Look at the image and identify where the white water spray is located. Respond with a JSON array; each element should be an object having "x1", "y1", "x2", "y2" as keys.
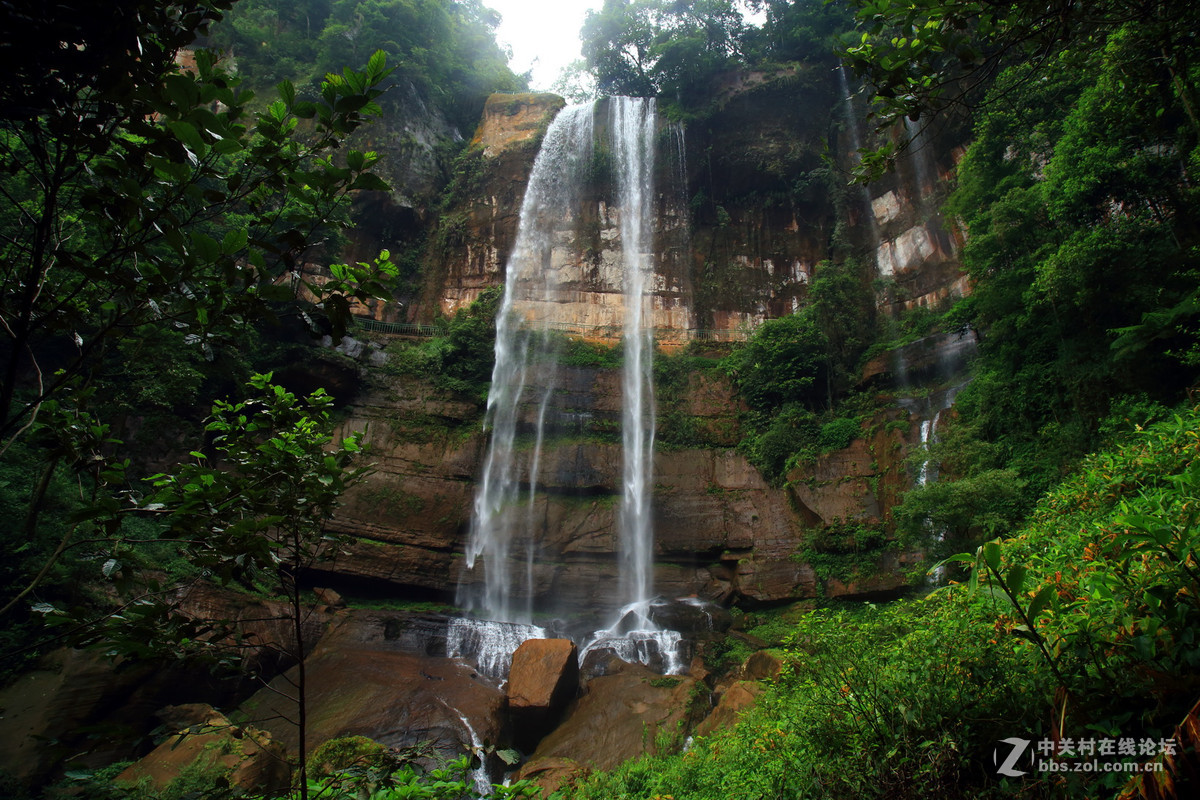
[
  {"x1": 837, "y1": 65, "x2": 881, "y2": 251},
  {"x1": 612, "y1": 96, "x2": 658, "y2": 614},
  {"x1": 457, "y1": 97, "x2": 683, "y2": 673},
  {"x1": 460, "y1": 104, "x2": 595, "y2": 623}
]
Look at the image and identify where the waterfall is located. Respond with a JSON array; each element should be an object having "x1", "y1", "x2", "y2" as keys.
[
  {"x1": 443, "y1": 702, "x2": 492, "y2": 796},
  {"x1": 612, "y1": 96, "x2": 657, "y2": 613},
  {"x1": 459, "y1": 103, "x2": 595, "y2": 624},
  {"x1": 909, "y1": 381, "x2": 967, "y2": 584},
  {"x1": 903, "y1": 116, "x2": 936, "y2": 199},
  {"x1": 837, "y1": 65, "x2": 880, "y2": 251},
  {"x1": 458, "y1": 96, "x2": 680, "y2": 674}
]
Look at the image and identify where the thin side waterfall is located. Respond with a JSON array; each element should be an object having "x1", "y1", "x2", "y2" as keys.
[
  {"x1": 837, "y1": 65, "x2": 880, "y2": 251},
  {"x1": 903, "y1": 116, "x2": 937, "y2": 202},
  {"x1": 908, "y1": 380, "x2": 968, "y2": 584},
  {"x1": 459, "y1": 103, "x2": 595, "y2": 625}
]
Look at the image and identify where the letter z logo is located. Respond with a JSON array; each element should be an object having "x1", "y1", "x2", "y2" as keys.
[{"x1": 994, "y1": 737, "x2": 1031, "y2": 777}]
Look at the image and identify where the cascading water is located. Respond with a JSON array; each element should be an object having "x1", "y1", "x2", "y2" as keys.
[
  {"x1": 456, "y1": 96, "x2": 685, "y2": 677},
  {"x1": 837, "y1": 65, "x2": 880, "y2": 251},
  {"x1": 613, "y1": 96, "x2": 657, "y2": 617},
  {"x1": 903, "y1": 116, "x2": 937, "y2": 200},
  {"x1": 459, "y1": 103, "x2": 596, "y2": 628},
  {"x1": 904, "y1": 376, "x2": 971, "y2": 583}
]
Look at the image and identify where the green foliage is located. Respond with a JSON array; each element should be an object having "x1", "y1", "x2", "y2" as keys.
[
  {"x1": 738, "y1": 404, "x2": 819, "y2": 483},
  {"x1": 906, "y1": 13, "x2": 1200, "y2": 509},
  {"x1": 58, "y1": 755, "x2": 230, "y2": 800},
  {"x1": 566, "y1": 599, "x2": 1048, "y2": 800},
  {"x1": 797, "y1": 520, "x2": 890, "y2": 584},
  {"x1": 381, "y1": 286, "x2": 500, "y2": 401},
  {"x1": 953, "y1": 406, "x2": 1200, "y2": 736},
  {"x1": 558, "y1": 337, "x2": 623, "y2": 369},
  {"x1": 209, "y1": 0, "x2": 523, "y2": 131},
  {"x1": 35, "y1": 375, "x2": 368, "y2": 664},
  {"x1": 0, "y1": 6, "x2": 398, "y2": 467},
  {"x1": 581, "y1": 0, "x2": 853, "y2": 115},
  {"x1": 306, "y1": 752, "x2": 541, "y2": 800},
  {"x1": 895, "y1": 468, "x2": 1028, "y2": 563},
  {"x1": 719, "y1": 257, "x2": 877, "y2": 483},
  {"x1": 573, "y1": 409, "x2": 1200, "y2": 798},
  {"x1": 839, "y1": 0, "x2": 1200, "y2": 178},
  {"x1": 816, "y1": 417, "x2": 860, "y2": 452},
  {"x1": 310, "y1": 735, "x2": 390, "y2": 777},
  {"x1": 700, "y1": 632, "x2": 757, "y2": 674},
  {"x1": 725, "y1": 312, "x2": 828, "y2": 414}
]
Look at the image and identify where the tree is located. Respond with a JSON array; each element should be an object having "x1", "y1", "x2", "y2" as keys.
[
  {"x1": 0, "y1": 1, "x2": 396, "y2": 447},
  {"x1": 725, "y1": 309, "x2": 829, "y2": 415},
  {"x1": 581, "y1": 0, "x2": 747, "y2": 106},
  {"x1": 0, "y1": 1, "x2": 398, "y2": 616},
  {"x1": 143, "y1": 374, "x2": 368, "y2": 799},
  {"x1": 839, "y1": 0, "x2": 1200, "y2": 177}
]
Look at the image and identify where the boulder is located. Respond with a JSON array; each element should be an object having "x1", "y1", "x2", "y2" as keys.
[
  {"x1": 506, "y1": 639, "x2": 579, "y2": 750},
  {"x1": 0, "y1": 649, "x2": 211, "y2": 782},
  {"x1": 694, "y1": 681, "x2": 763, "y2": 738},
  {"x1": 739, "y1": 650, "x2": 785, "y2": 682},
  {"x1": 238, "y1": 615, "x2": 508, "y2": 778},
  {"x1": 312, "y1": 587, "x2": 345, "y2": 608},
  {"x1": 515, "y1": 663, "x2": 703, "y2": 791},
  {"x1": 645, "y1": 599, "x2": 733, "y2": 636},
  {"x1": 115, "y1": 706, "x2": 288, "y2": 794}
]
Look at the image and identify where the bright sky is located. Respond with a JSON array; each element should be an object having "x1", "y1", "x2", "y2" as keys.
[{"x1": 486, "y1": 0, "x2": 603, "y2": 92}]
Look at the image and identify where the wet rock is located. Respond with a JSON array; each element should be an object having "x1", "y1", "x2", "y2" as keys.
[
  {"x1": 694, "y1": 681, "x2": 763, "y2": 738},
  {"x1": 578, "y1": 649, "x2": 631, "y2": 682},
  {"x1": 507, "y1": 639, "x2": 580, "y2": 750},
  {"x1": 739, "y1": 650, "x2": 784, "y2": 682},
  {"x1": 116, "y1": 706, "x2": 288, "y2": 795},
  {"x1": 312, "y1": 587, "x2": 345, "y2": 608},
  {"x1": 0, "y1": 649, "x2": 223, "y2": 783},
  {"x1": 516, "y1": 663, "x2": 701, "y2": 789},
  {"x1": 239, "y1": 616, "x2": 507, "y2": 775},
  {"x1": 513, "y1": 756, "x2": 588, "y2": 796},
  {"x1": 645, "y1": 599, "x2": 733, "y2": 636}
]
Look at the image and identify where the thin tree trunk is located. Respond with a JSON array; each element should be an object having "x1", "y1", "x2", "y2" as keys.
[{"x1": 287, "y1": 545, "x2": 308, "y2": 800}]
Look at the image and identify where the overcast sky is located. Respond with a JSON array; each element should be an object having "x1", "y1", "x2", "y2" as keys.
[
  {"x1": 485, "y1": 1, "x2": 767, "y2": 94},
  {"x1": 486, "y1": 0, "x2": 603, "y2": 92}
]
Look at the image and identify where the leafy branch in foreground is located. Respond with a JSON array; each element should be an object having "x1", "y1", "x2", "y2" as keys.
[
  {"x1": 40, "y1": 373, "x2": 369, "y2": 800},
  {"x1": 0, "y1": 2, "x2": 396, "y2": 449}
]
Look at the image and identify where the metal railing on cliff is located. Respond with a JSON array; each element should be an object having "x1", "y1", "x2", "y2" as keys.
[{"x1": 351, "y1": 316, "x2": 750, "y2": 343}]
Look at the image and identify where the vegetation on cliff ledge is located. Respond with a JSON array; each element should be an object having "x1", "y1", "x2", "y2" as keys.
[{"x1": 565, "y1": 404, "x2": 1200, "y2": 798}]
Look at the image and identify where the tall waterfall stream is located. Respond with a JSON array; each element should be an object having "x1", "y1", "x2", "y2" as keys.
[{"x1": 451, "y1": 97, "x2": 686, "y2": 678}]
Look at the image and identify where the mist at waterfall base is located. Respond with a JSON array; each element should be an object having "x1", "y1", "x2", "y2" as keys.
[{"x1": 446, "y1": 96, "x2": 695, "y2": 679}]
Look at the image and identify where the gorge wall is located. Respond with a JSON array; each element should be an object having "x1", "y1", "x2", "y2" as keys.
[{"x1": 317, "y1": 65, "x2": 970, "y2": 611}]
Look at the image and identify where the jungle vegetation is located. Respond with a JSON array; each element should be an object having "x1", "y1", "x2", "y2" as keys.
[{"x1": 3, "y1": 0, "x2": 1200, "y2": 798}]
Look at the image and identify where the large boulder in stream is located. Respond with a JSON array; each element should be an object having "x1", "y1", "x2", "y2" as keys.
[
  {"x1": 506, "y1": 639, "x2": 579, "y2": 750},
  {"x1": 238, "y1": 615, "x2": 507, "y2": 774}
]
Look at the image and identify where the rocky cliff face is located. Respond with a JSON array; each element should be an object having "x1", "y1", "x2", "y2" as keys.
[
  {"x1": 315, "y1": 68, "x2": 968, "y2": 610},
  {"x1": 319, "y1": 360, "x2": 924, "y2": 612}
]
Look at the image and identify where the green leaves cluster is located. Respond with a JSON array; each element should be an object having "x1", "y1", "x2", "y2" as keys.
[
  {"x1": 381, "y1": 285, "x2": 501, "y2": 401},
  {"x1": 0, "y1": 27, "x2": 396, "y2": 448},
  {"x1": 208, "y1": 0, "x2": 523, "y2": 132},
  {"x1": 886, "y1": 8, "x2": 1200, "y2": 518},
  {"x1": 565, "y1": 598, "x2": 1046, "y2": 800},
  {"x1": 581, "y1": 0, "x2": 852, "y2": 114},
  {"x1": 722, "y1": 258, "x2": 877, "y2": 482}
]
